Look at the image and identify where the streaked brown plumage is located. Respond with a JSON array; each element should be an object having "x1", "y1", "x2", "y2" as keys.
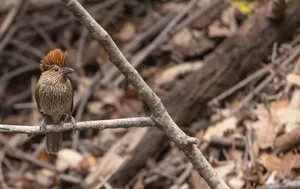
[{"x1": 35, "y1": 49, "x2": 75, "y2": 154}]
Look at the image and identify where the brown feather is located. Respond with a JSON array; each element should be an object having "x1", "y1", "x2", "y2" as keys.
[{"x1": 40, "y1": 49, "x2": 68, "y2": 71}]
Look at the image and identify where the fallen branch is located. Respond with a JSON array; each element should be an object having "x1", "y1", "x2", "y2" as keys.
[
  {"x1": 0, "y1": 117, "x2": 155, "y2": 134},
  {"x1": 57, "y1": 0, "x2": 229, "y2": 188},
  {"x1": 274, "y1": 124, "x2": 300, "y2": 154}
]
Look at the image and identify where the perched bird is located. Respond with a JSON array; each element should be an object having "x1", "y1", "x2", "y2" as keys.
[{"x1": 35, "y1": 49, "x2": 75, "y2": 154}]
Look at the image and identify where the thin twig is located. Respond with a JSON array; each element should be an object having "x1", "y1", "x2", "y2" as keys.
[
  {"x1": 209, "y1": 42, "x2": 279, "y2": 106},
  {"x1": 18, "y1": 17, "x2": 73, "y2": 40},
  {"x1": 0, "y1": 51, "x2": 39, "y2": 66},
  {"x1": 259, "y1": 180, "x2": 300, "y2": 189},
  {"x1": 4, "y1": 88, "x2": 32, "y2": 107},
  {"x1": 233, "y1": 73, "x2": 275, "y2": 115},
  {"x1": 173, "y1": 0, "x2": 224, "y2": 34},
  {"x1": 0, "y1": 64, "x2": 39, "y2": 85},
  {"x1": 9, "y1": 39, "x2": 44, "y2": 59},
  {"x1": 71, "y1": 2, "x2": 123, "y2": 149},
  {"x1": 232, "y1": 44, "x2": 300, "y2": 114},
  {"x1": 76, "y1": 27, "x2": 88, "y2": 76},
  {"x1": 0, "y1": 135, "x2": 83, "y2": 185},
  {"x1": 209, "y1": 136, "x2": 246, "y2": 150},
  {"x1": 0, "y1": 148, "x2": 11, "y2": 189},
  {"x1": 72, "y1": 71, "x2": 102, "y2": 149},
  {"x1": 88, "y1": 0, "x2": 119, "y2": 13},
  {"x1": 0, "y1": 134, "x2": 29, "y2": 189},
  {"x1": 208, "y1": 68, "x2": 269, "y2": 106},
  {"x1": 60, "y1": 174, "x2": 83, "y2": 185},
  {"x1": 122, "y1": 13, "x2": 175, "y2": 56},
  {"x1": 113, "y1": 0, "x2": 199, "y2": 86},
  {"x1": 16, "y1": 78, "x2": 45, "y2": 176},
  {"x1": 0, "y1": 51, "x2": 39, "y2": 65},
  {"x1": 0, "y1": 1, "x2": 22, "y2": 39},
  {"x1": 170, "y1": 163, "x2": 194, "y2": 189},
  {"x1": 59, "y1": 0, "x2": 229, "y2": 188},
  {"x1": 31, "y1": 22, "x2": 56, "y2": 49},
  {"x1": 17, "y1": 138, "x2": 46, "y2": 176},
  {"x1": 0, "y1": 24, "x2": 20, "y2": 54},
  {"x1": 74, "y1": 0, "x2": 118, "y2": 76},
  {"x1": 101, "y1": 13, "x2": 174, "y2": 84}
]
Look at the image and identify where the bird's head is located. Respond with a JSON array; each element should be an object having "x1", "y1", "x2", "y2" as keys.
[{"x1": 40, "y1": 49, "x2": 74, "y2": 78}]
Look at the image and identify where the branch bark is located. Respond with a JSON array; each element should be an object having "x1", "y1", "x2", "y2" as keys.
[
  {"x1": 0, "y1": 117, "x2": 155, "y2": 134},
  {"x1": 58, "y1": 0, "x2": 229, "y2": 188}
]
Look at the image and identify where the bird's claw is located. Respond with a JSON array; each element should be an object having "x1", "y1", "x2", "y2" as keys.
[
  {"x1": 39, "y1": 119, "x2": 47, "y2": 132},
  {"x1": 71, "y1": 116, "x2": 76, "y2": 134}
]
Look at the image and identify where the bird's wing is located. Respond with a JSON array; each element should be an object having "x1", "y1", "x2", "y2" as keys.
[
  {"x1": 71, "y1": 84, "x2": 74, "y2": 112},
  {"x1": 35, "y1": 83, "x2": 42, "y2": 113}
]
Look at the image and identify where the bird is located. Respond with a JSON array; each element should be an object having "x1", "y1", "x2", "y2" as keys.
[{"x1": 35, "y1": 49, "x2": 75, "y2": 154}]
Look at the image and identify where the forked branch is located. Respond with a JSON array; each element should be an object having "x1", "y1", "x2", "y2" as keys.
[{"x1": 61, "y1": 0, "x2": 229, "y2": 188}]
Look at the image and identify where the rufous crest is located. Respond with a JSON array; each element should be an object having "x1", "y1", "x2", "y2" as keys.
[{"x1": 40, "y1": 49, "x2": 68, "y2": 71}]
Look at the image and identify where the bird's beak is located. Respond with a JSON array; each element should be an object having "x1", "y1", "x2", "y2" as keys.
[{"x1": 64, "y1": 67, "x2": 74, "y2": 75}]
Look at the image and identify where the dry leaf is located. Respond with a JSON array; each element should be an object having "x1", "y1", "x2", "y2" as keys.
[
  {"x1": 56, "y1": 149, "x2": 83, "y2": 172},
  {"x1": 74, "y1": 76, "x2": 92, "y2": 107},
  {"x1": 265, "y1": 171, "x2": 277, "y2": 185},
  {"x1": 77, "y1": 155, "x2": 100, "y2": 173},
  {"x1": 274, "y1": 125, "x2": 300, "y2": 154},
  {"x1": 228, "y1": 177, "x2": 245, "y2": 189},
  {"x1": 120, "y1": 98, "x2": 143, "y2": 118},
  {"x1": 87, "y1": 101, "x2": 107, "y2": 116},
  {"x1": 87, "y1": 155, "x2": 98, "y2": 166},
  {"x1": 275, "y1": 108, "x2": 300, "y2": 133},
  {"x1": 215, "y1": 161, "x2": 235, "y2": 178},
  {"x1": 255, "y1": 121, "x2": 276, "y2": 149},
  {"x1": 172, "y1": 29, "x2": 215, "y2": 57},
  {"x1": 251, "y1": 104, "x2": 270, "y2": 123},
  {"x1": 271, "y1": 99, "x2": 289, "y2": 110},
  {"x1": 36, "y1": 169, "x2": 54, "y2": 187},
  {"x1": 208, "y1": 22, "x2": 232, "y2": 37},
  {"x1": 229, "y1": 150, "x2": 243, "y2": 162},
  {"x1": 277, "y1": 152, "x2": 300, "y2": 179},
  {"x1": 154, "y1": 61, "x2": 203, "y2": 88},
  {"x1": 172, "y1": 28, "x2": 194, "y2": 47},
  {"x1": 89, "y1": 88, "x2": 123, "y2": 116},
  {"x1": 289, "y1": 90, "x2": 300, "y2": 109},
  {"x1": 260, "y1": 154, "x2": 281, "y2": 172},
  {"x1": 204, "y1": 117, "x2": 237, "y2": 141},
  {"x1": 117, "y1": 22, "x2": 136, "y2": 41},
  {"x1": 287, "y1": 73, "x2": 300, "y2": 87},
  {"x1": 94, "y1": 88, "x2": 123, "y2": 105},
  {"x1": 37, "y1": 151, "x2": 50, "y2": 163},
  {"x1": 161, "y1": 2, "x2": 186, "y2": 12},
  {"x1": 250, "y1": 105, "x2": 276, "y2": 149}
]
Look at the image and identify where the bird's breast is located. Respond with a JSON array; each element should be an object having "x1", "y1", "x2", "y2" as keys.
[{"x1": 38, "y1": 80, "x2": 73, "y2": 116}]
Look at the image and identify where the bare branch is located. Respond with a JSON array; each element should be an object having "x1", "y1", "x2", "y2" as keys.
[
  {"x1": 0, "y1": 117, "x2": 155, "y2": 134},
  {"x1": 59, "y1": 0, "x2": 230, "y2": 188}
]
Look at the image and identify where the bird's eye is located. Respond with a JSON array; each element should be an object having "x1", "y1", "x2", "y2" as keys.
[{"x1": 54, "y1": 67, "x2": 59, "y2": 72}]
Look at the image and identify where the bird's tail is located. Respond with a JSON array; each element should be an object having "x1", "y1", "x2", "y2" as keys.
[
  {"x1": 45, "y1": 115, "x2": 63, "y2": 154},
  {"x1": 46, "y1": 132, "x2": 63, "y2": 154}
]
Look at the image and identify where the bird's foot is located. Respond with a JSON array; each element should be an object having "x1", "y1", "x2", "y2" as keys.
[
  {"x1": 39, "y1": 119, "x2": 47, "y2": 132},
  {"x1": 70, "y1": 116, "x2": 76, "y2": 134}
]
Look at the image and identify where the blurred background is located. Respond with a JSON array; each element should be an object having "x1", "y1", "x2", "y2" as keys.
[{"x1": 1, "y1": 0, "x2": 300, "y2": 189}]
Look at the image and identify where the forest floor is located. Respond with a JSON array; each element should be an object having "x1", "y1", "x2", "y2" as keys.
[{"x1": 1, "y1": 0, "x2": 300, "y2": 189}]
